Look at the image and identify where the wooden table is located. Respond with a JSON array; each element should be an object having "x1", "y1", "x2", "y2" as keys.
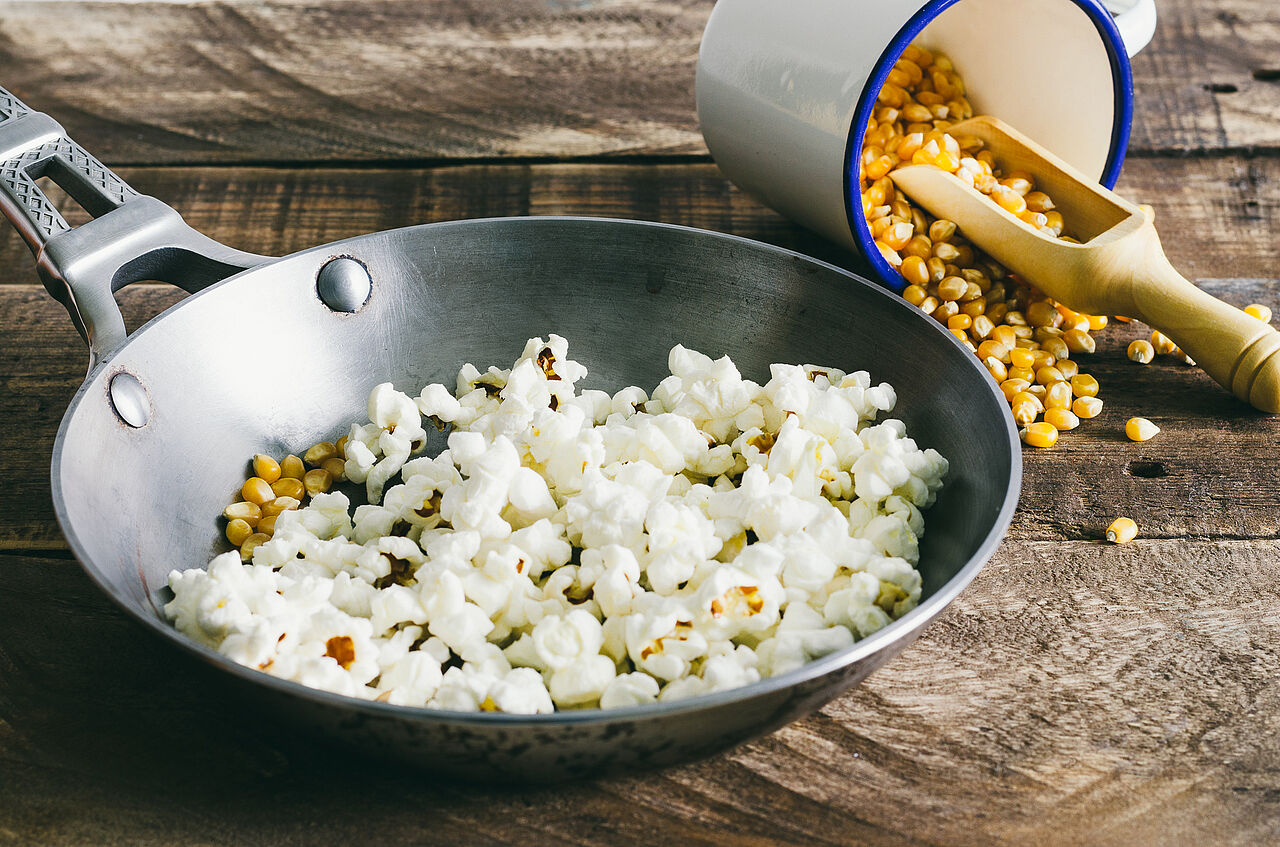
[{"x1": 2, "y1": 1, "x2": 1278, "y2": 843}]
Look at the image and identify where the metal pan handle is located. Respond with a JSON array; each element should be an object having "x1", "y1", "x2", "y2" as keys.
[{"x1": 0, "y1": 86, "x2": 268, "y2": 369}]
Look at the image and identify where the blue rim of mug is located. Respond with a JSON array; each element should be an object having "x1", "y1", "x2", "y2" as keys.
[{"x1": 843, "y1": 0, "x2": 1135, "y2": 293}]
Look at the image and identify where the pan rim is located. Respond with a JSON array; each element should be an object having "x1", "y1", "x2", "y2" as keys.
[{"x1": 49, "y1": 215, "x2": 1021, "y2": 727}]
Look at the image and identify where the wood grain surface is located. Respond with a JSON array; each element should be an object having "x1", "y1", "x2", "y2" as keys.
[
  {"x1": 2, "y1": 0, "x2": 1280, "y2": 843},
  {"x1": 0, "y1": 0, "x2": 1277, "y2": 163}
]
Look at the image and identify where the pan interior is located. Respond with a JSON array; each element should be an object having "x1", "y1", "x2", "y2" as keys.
[{"x1": 55, "y1": 218, "x2": 1015, "y2": 667}]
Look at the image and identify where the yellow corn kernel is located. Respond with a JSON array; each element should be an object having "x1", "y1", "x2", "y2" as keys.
[
  {"x1": 928, "y1": 219, "x2": 957, "y2": 242},
  {"x1": 322, "y1": 457, "x2": 346, "y2": 482},
  {"x1": 893, "y1": 132, "x2": 921, "y2": 160},
  {"x1": 1086, "y1": 314, "x2": 1108, "y2": 330},
  {"x1": 1072, "y1": 396, "x2": 1103, "y2": 418},
  {"x1": 971, "y1": 314, "x2": 995, "y2": 340},
  {"x1": 1025, "y1": 383, "x2": 1047, "y2": 400},
  {"x1": 252, "y1": 454, "x2": 282, "y2": 485},
  {"x1": 918, "y1": 295, "x2": 939, "y2": 314},
  {"x1": 1035, "y1": 366, "x2": 1065, "y2": 385},
  {"x1": 1044, "y1": 407, "x2": 1079, "y2": 431},
  {"x1": 901, "y1": 258, "x2": 931, "y2": 288},
  {"x1": 903, "y1": 234, "x2": 933, "y2": 260},
  {"x1": 991, "y1": 185, "x2": 1027, "y2": 216},
  {"x1": 226, "y1": 518, "x2": 254, "y2": 547},
  {"x1": 877, "y1": 241, "x2": 903, "y2": 267},
  {"x1": 258, "y1": 514, "x2": 279, "y2": 536},
  {"x1": 241, "y1": 477, "x2": 274, "y2": 506},
  {"x1": 1020, "y1": 422, "x2": 1058, "y2": 448},
  {"x1": 933, "y1": 242, "x2": 961, "y2": 263},
  {"x1": 1025, "y1": 301, "x2": 1061, "y2": 329},
  {"x1": 1012, "y1": 399, "x2": 1039, "y2": 427},
  {"x1": 1127, "y1": 339, "x2": 1155, "y2": 364},
  {"x1": 1069, "y1": 374, "x2": 1099, "y2": 398},
  {"x1": 304, "y1": 468, "x2": 334, "y2": 496},
  {"x1": 1057, "y1": 359, "x2": 1080, "y2": 379},
  {"x1": 1027, "y1": 348, "x2": 1054, "y2": 369},
  {"x1": 1106, "y1": 517, "x2": 1138, "y2": 544},
  {"x1": 932, "y1": 300, "x2": 960, "y2": 322},
  {"x1": 999, "y1": 379, "x2": 1029, "y2": 402},
  {"x1": 240, "y1": 532, "x2": 271, "y2": 562},
  {"x1": 987, "y1": 325, "x2": 1014, "y2": 348},
  {"x1": 223, "y1": 501, "x2": 262, "y2": 527},
  {"x1": 1024, "y1": 191, "x2": 1055, "y2": 213},
  {"x1": 1150, "y1": 330, "x2": 1176, "y2": 355},
  {"x1": 1245, "y1": 303, "x2": 1273, "y2": 323},
  {"x1": 1002, "y1": 171, "x2": 1034, "y2": 195},
  {"x1": 865, "y1": 155, "x2": 896, "y2": 181},
  {"x1": 281, "y1": 455, "x2": 306, "y2": 480},
  {"x1": 902, "y1": 282, "x2": 928, "y2": 306},
  {"x1": 976, "y1": 339, "x2": 1009, "y2": 362},
  {"x1": 335, "y1": 435, "x2": 349, "y2": 459},
  {"x1": 262, "y1": 496, "x2": 301, "y2": 517},
  {"x1": 960, "y1": 298, "x2": 987, "y2": 317},
  {"x1": 883, "y1": 220, "x2": 914, "y2": 250},
  {"x1": 1040, "y1": 336, "x2": 1069, "y2": 361},
  {"x1": 948, "y1": 314, "x2": 973, "y2": 331},
  {"x1": 1005, "y1": 348, "x2": 1033, "y2": 370},
  {"x1": 1063, "y1": 329, "x2": 1096, "y2": 354},
  {"x1": 1045, "y1": 381, "x2": 1072, "y2": 409},
  {"x1": 937, "y1": 276, "x2": 967, "y2": 301},
  {"x1": 926, "y1": 257, "x2": 947, "y2": 284},
  {"x1": 1006, "y1": 365, "x2": 1034, "y2": 384},
  {"x1": 271, "y1": 477, "x2": 306, "y2": 500},
  {"x1": 1126, "y1": 417, "x2": 1160, "y2": 442},
  {"x1": 984, "y1": 357, "x2": 1008, "y2": 382},
  {"x1": 1013, "y1": 390, "x2": 1044, "y2": 413},
  {"x1": 304, "y1": 441, "x2": 337, "y2": 466}
]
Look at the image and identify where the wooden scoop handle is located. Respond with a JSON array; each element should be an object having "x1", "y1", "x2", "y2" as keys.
[{"x1": 1118, "y1": 219, "x2": 1280, "y2": 412}]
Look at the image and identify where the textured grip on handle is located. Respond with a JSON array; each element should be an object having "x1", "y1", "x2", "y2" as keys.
[
  {"x1": 0, "y1": 85, "x2": 266, "y2": 371},
  {"x1": 0, "y1": 89, "x2": 138, "y2": 248}
]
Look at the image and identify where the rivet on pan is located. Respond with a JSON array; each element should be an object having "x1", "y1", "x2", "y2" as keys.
[
  {"x1": 109, "y1": 372, "x2": 150, "y2": 428},
  {"x1": 316, "y1": 256, "x2": 372, "y2": 313}
]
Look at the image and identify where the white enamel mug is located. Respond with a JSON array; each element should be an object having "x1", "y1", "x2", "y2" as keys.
[{"x1": 696, "y1": 0, "x2": 1157, "y2": 291}]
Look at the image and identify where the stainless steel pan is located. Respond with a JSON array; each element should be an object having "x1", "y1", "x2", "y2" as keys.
[{"x1": 1, "y1": 86, "x2": 1021, "y2": 779}]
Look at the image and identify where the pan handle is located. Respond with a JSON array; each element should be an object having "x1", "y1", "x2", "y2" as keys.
[{"x1": 0, "y1": 86, "x2": 268, "y2": 369}]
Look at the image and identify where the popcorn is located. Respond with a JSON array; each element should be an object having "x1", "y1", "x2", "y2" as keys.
[{"x1": 168, "y1": 337, "x2": 945, "y2": 713}]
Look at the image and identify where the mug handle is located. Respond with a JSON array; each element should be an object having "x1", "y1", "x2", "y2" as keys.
[
  {"x1": 0, "y1": 86, "x2": 268, "y2": 371},
  {"x1": 1101, "y1": 0, "x2": 1158, "y2": 58}
]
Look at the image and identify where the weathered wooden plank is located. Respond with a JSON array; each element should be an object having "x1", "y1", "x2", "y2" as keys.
[
  {"x1": 2, "y1": 276, "x2": 1278, "y2": 551},
  {"x1": 0, "y1": 156, "x2": 1276, "y2": 287},
  {"x1": 0, "y1": 0, "x2": 1276, "y2": 164},
  {"x1": 0, "y1": 0, "x2": 713, "y2": 164},
  {"x1": 2, "y1": 537, "x2": 1278, "y2": 845},
  {"x1": 1128, "y1": 0, "x2": 1280, "y2": 153}
]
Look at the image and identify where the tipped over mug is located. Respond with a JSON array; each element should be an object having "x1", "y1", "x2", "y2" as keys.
[{"x1": 696, "y1": 0, "x2": 1158, "y2": 291}]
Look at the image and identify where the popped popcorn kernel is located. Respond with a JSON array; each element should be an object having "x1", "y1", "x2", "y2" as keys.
[{"x1": 169, "y1": 337, "x2": 946, "y2": 712}]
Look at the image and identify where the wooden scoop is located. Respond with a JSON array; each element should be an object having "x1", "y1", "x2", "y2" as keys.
[{"x1": 889, "y1": 115, "x2": 1280, "y2": 413}]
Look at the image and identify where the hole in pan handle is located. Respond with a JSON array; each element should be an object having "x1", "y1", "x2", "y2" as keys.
[{"x1": 0, "y1": 85, "x2": 270, "y2": 372}]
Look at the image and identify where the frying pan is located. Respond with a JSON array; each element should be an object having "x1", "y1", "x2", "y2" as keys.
[{"x1": 1, "y1": 85, "x2": 1021, "y2": 779}]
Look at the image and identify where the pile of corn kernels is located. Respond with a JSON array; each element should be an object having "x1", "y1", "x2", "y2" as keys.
[
  {"x1": 223, "y1": 441, "x2": 350, "y2": 559},
  {"x1": 861, "y1": 44, "x2": 1112, "y2": 448}
]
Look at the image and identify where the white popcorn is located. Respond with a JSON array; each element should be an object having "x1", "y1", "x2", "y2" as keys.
[
  {"x1": 599, "y1": 671, "x2": 661, "y2": 709},
  {"x1": 168, "y1": 337, "x2": 944, "y2": 713}
]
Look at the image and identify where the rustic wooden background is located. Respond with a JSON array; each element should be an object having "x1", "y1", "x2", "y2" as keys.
[{"x1": 1, "y1": 0, "x2": 1279, "y2": 844}]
